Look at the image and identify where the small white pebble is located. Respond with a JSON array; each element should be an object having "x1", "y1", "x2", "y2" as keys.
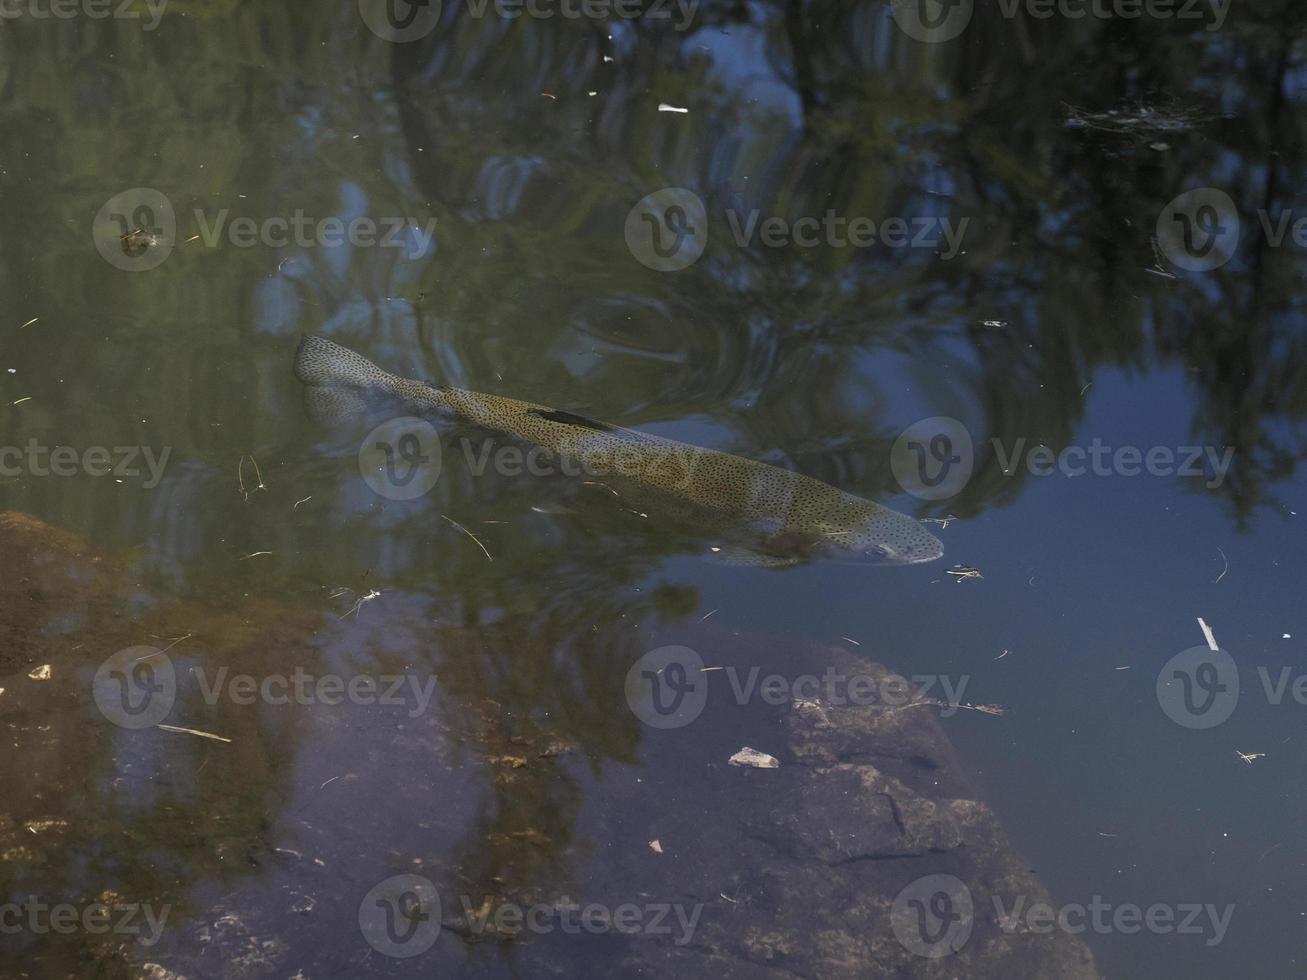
[{"x1": 729, "y1": 747, "x2": 779, "y2": 769}]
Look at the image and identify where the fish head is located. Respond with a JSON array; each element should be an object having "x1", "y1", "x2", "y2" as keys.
[
  {"x1": 806, "y1": 501, "x2": 945, "y2": 566},
  {"x1": 853, "y1": 525, "x2": 945, "y2": 565}
]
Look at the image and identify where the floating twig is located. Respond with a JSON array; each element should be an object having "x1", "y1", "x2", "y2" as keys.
[
  {"x1": 441, "y1": 514, "x2": 493, "y2": 561},
  {"x1": 159, "y1": 633, "x2": 192, "y2": 654},
  {"x1": 157, "y1": 724, "x2": 231, "y2": 743},
  {"x1": 238, "y1": 454, "x2": 267, "y2": 501}
]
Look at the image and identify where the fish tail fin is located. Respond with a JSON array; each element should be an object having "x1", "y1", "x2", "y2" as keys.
[{"x1": 293, "y1": 335, "x2": 396, "y2": 390}]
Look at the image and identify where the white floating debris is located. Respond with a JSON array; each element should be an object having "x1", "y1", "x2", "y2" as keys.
[
  {"x1": 657, "y1": 103, "x2": 689, "y2": 114},
  {"x1": 729, "y1": 747, "x2": 779, "y2": 769},
  {"x1": 1197, "y1": 617, "x2": 1219, "y2": 652},
  {"x1": 25, "y1": 817, "x2": 67, "y2": 833},
  {"x1": 649, "y1": 839, "x2": 663, "y2": 854},
  {"x1": 1284, "y1": 634, "x2": 1292, "y2": 640},
  {"x1": 27, "y1": 664, "x2": 51, "y2": 681}
]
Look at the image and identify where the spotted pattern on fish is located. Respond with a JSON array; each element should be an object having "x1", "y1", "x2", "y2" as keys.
[{"x1": 294, "y1": 335, "x2": 944, "y2": 566}]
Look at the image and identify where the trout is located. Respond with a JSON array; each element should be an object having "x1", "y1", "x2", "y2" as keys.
[{"x1": 294, "y1": 335, "x2": 944, "y2": 568}]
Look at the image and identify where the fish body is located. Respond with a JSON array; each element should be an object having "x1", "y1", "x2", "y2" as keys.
[{"x1": 294, "y1": 335, "x2": 944, "y2": 567}]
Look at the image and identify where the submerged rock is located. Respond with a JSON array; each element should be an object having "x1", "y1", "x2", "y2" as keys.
[{"x1": 0, "y1": 512, "x2": 1097, "y2": 979}]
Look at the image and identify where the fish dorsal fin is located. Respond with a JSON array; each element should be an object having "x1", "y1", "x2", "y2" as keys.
[{"x1": 526, "y1": 408, "x2": 613, "y2": 432}]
